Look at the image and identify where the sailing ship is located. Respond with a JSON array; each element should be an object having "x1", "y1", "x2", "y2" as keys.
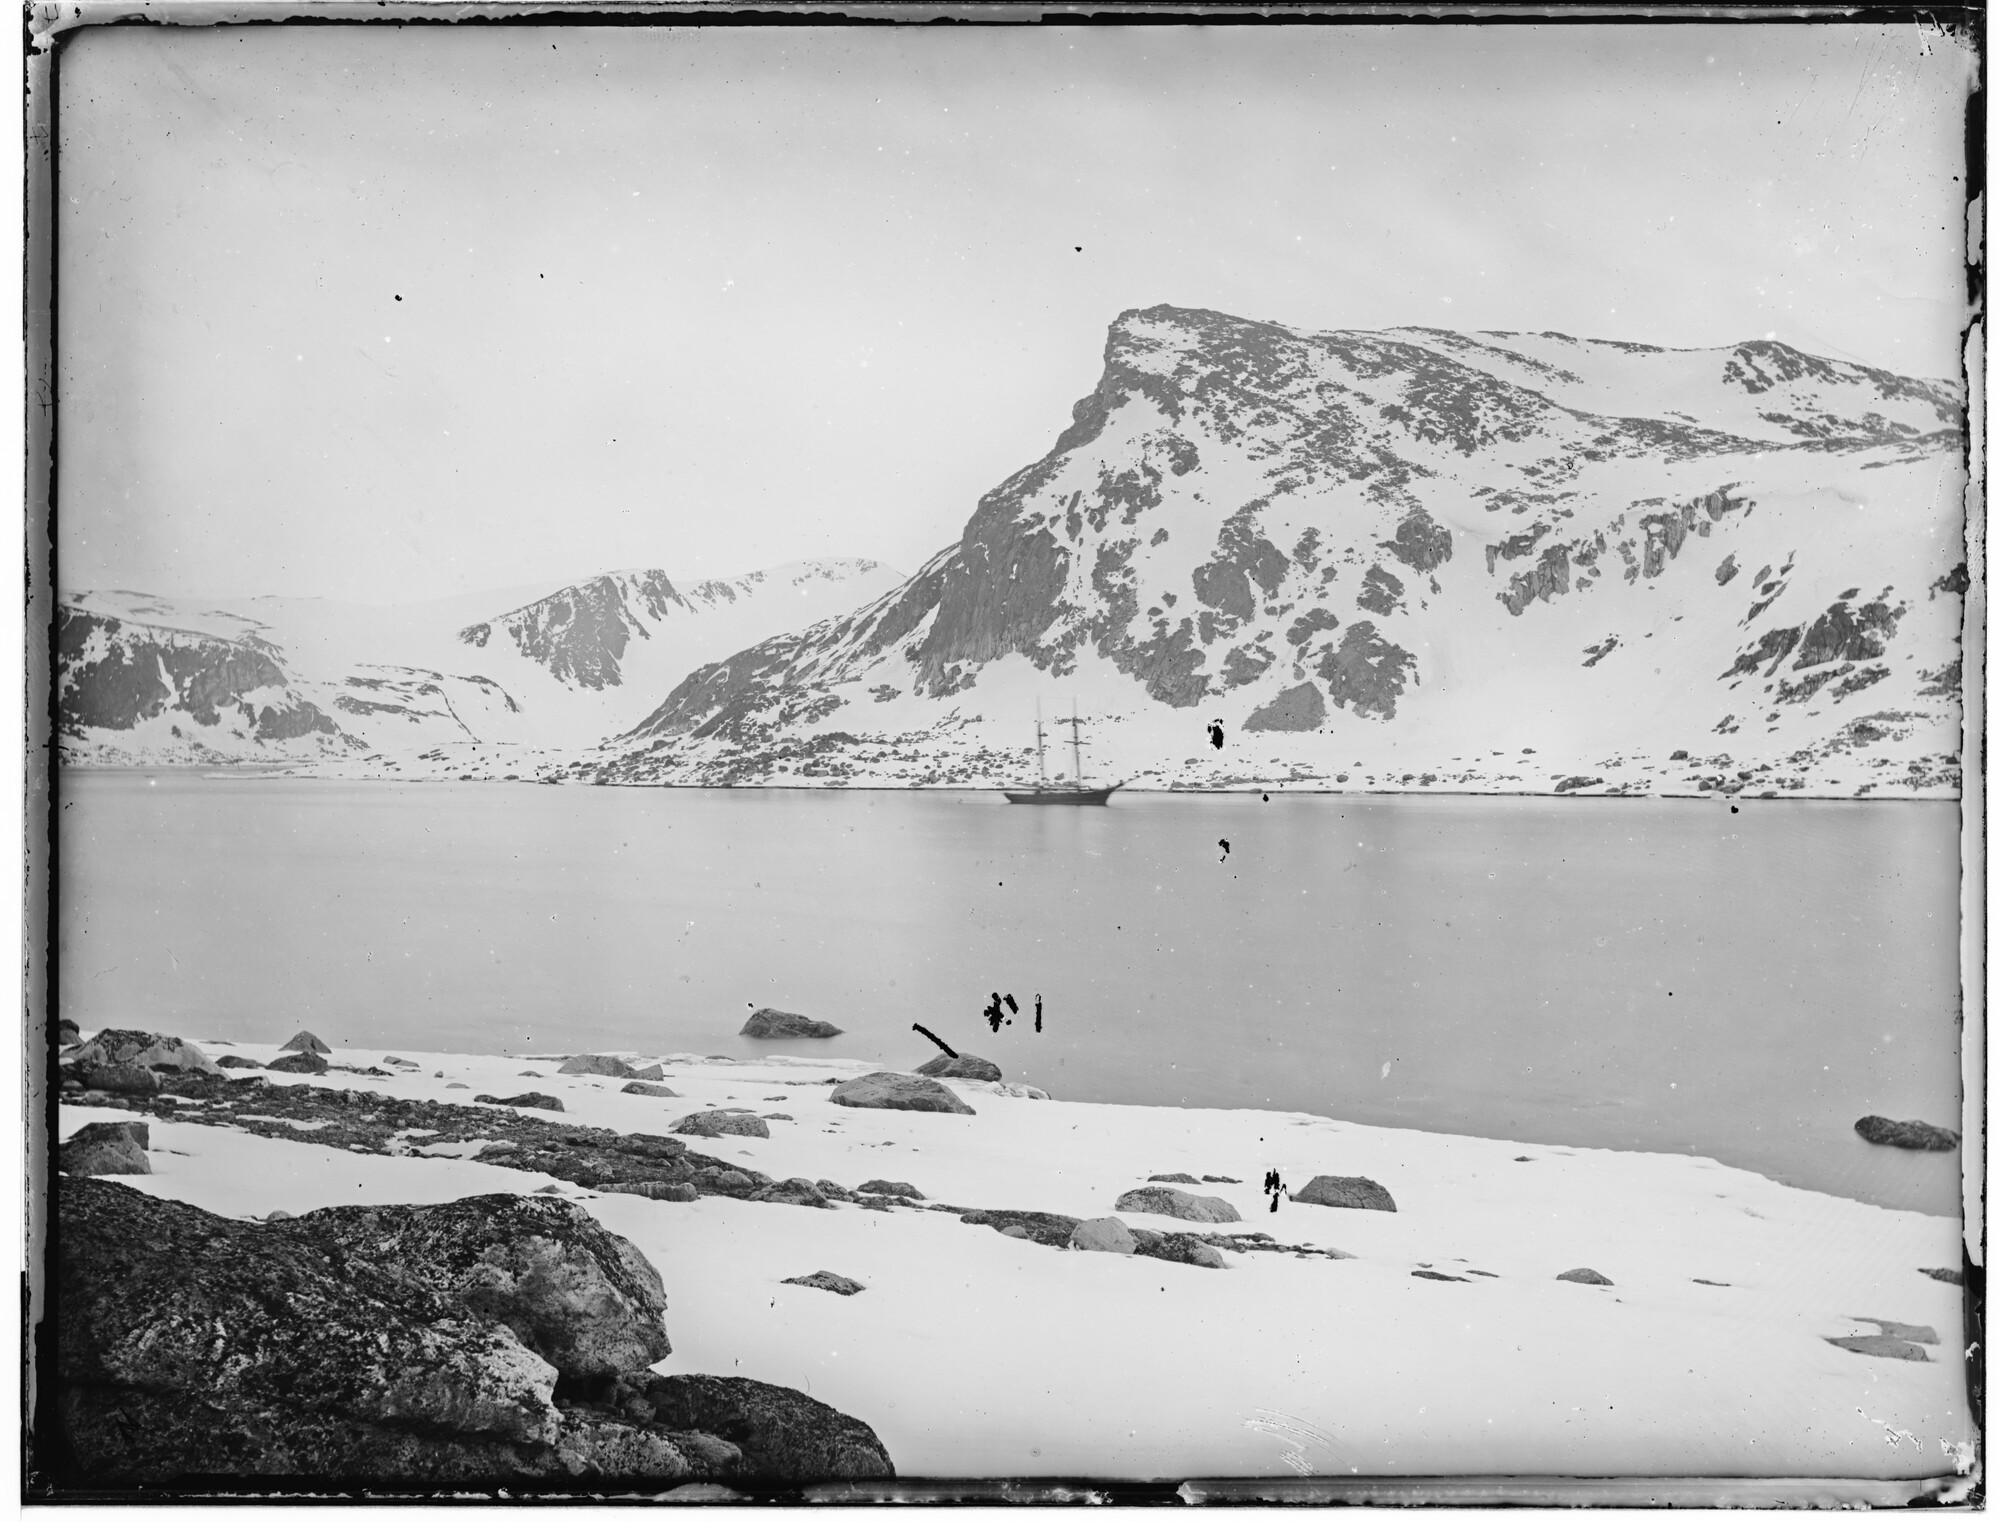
[{"x1": 1003, "y1": 699, "x2": 1121, "y2": 805}]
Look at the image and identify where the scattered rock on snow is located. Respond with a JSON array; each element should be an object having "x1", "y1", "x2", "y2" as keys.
[
  {"x1": 559, "y1": 1054, "x2": 644, "y2": 1079},
  {"x1": 914, "y1": 1053, "x2": 1002, "y2": 1082},
  {"x1": 1294, "y1": 1175, "x2": 1398, "y2": 1212},
  {"x1": 782, "y1": 1271, "x2": 865, "y2": 1296},
  {"x1": 674, "y1": 1111, "x2": 771, "y2": 1140},
  {"x1": 267, "y1": 1050, "x2": 330, "y2": 1075},
  {"x1": 1070, "y1": 1217, "x2": 1137, "y2": 1254},
  {"x1": 622, "y1": 1081, "x2": 681, "y2": 1098},
  {"x1": 1147, "y1": 1172, "x2": 1201, "y2": 1184},
  {"x1": 215, "y1": 1055, "x2": 263, "y2": 1069},
  {"x1": 959, "y1": 1209, "x2": 1080, "y2": 1247},
  {"x1": 1556, "y1": 1267, "x2": 1614, "y2": 1285},
  {"x1": 59, "y1": 1121, "x2": 150, "y2": 1177},
  {"x1": 1920, "y1": 1266, "x2": 1964, "y2": 1285},
  {"x1": 856, "y1": 1179, "x2": 925, "y2": 1200},
  {"x1": 1113, "y1": 1185, "x2": 1241, "y2": 1224},
  {"x1": 751, "y1": 1178, "x2": 829, "y2": 1208},
  {"x1": 280, "y1": 1030, "x2": 332, "y2": 1055},
  {"x1": 828, "y1": 1072, "x2": 975, "y2": 1115},
  {"x1": 475, "y1": 1092, "x2": 566, "y2": 1112},
  {"x1": 601, "y1": 1181, "x2": 699, "y2": 1202}
]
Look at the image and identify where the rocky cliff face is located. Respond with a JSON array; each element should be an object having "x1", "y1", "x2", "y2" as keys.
[
  {"x1": 459, "y1": 561, "x2": 903, "y2": 695},
  {"x1": 56, "y1": 604, "x2": 355, "y2": 760},
  {"x1": 589, "y1": 306, "x2": 1964, "y2": 796}
]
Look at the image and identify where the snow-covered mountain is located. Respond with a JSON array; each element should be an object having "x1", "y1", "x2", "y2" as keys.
[
  {"x1": 578, "y1": 306, "x2": 1966, "y2": 796},
  {"x1": 56, "y1": 559, "x2": 904, "y2": 767},
  {"x1": 56, "y1": 599, "x2": 359, "y2": 763}
]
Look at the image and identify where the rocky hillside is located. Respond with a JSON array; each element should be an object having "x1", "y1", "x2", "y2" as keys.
[
  {"x1": 56, "y1": 560, "x2": 902, "y2": 768},
  {"x1": 56, "y1": 603, "x2": 359, "y2": 763},
  {"x1": 584, "y1": 307, "x2": 1966, "y2": 796},
  {"x1": 444, "y1": 560, "x2": 906, "y2": 746}
]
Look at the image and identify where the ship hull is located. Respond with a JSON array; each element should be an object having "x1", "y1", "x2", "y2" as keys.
[{"x1": 1002, "y1": 785, "x2": 1119, "y2": 805}]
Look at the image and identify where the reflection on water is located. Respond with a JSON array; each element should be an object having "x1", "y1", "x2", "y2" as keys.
[{"x1": 58, "y1": 775, "x2": 1963, "y2": 1215}]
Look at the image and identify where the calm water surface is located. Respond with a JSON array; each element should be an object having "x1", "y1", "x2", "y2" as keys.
[{"x1": 57, "y1": 775, "x2": 1964, "y2": 1215}]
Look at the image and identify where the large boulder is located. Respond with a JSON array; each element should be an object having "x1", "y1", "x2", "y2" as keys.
[
  {"x1": 638, "y1": 1373, "x2": 893, "y2": 1481},
  {"x1": 1069, "y1": 1217, "x2": 1137, "y2": 1254},
  {"x1": 294, "y1": 1194, "x2": 669, "y2": 1379},
  {"x1": 740, "y1": 1009, "x2": 844, "y2": 1039},
  {"x1": 674, "y1": 1111, "x2": 771, "y2": 1140},
  {"x1": 56, "y1": 1018, "x2": 80, "y2": 1046},
  {"x1": 914, "y1": 1053, "x2": 1003, "y2": 1083},
  {"x1": 53, "y1": 1180, "x2": 894, "y2": 1484},
  {"x1": 67, "y1": 1029, "x2": 219, "y2": 1076},
  {"x1": 281, "y1": 1030, "x2": 332, "y2": 1055},
  {"x1": 57, "y1": 1178, "x2": 567, "y2": 1479},
  {"x1": 1112, "y1": 1186, "x2": 1241, "y2": 1224},
  {"x1": 828, "y1": 1072, "x2": 975, "y2": 1116},
  {"x1": 71, "y1": 1064, "x2": 160, "y2": 1096},
  {"x1": 267, "y1": 1050, "x2": 329, "y2": 1076},
  {"x1": 58, "y1": 1121, "x2": 149, "y2": 1177},
  {"x1": 1294, "y1": 1175, "x2": 1398, "y2": 1212},
  {"x1": 558, "y1": 1055, "x2": 641, "y2": 1079},
  {"x1": 1854, "y1": 1116, "x2": 1960, "y2": 1152},
  {"x1": 621, "y1": 1081, "x2": 681, "y2": 1098}
]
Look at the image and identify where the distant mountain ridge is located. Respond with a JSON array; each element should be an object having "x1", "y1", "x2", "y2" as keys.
[
  {"x1": 458, "y1": 561, "x2": 899, "y2": 694},
  {"x1": 56, "y1": 558, "x2": 905, "y2": 766},
  {"x1": 582, "y1": 306, "x2": 1964, "y2": 796}
]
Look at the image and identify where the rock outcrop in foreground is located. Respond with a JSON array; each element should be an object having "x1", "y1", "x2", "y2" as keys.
[{"x1": 51, "y1": 1178, "x2": 894, "y2": 1486}]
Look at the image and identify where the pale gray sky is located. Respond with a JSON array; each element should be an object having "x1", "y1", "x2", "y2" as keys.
[{"x1": 57, "y1": 20, "x2": 1975, "y2": 604}]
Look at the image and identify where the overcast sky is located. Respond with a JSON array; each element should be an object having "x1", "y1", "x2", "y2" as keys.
[{"x1": 57, "y1": 20, "x2": 1975, "y2": 605}]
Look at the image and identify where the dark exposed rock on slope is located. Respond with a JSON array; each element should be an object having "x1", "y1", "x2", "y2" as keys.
[
  {"x1": 56, "y1": 605, "x2": 350, "y2": 752},
  {"x1": 461, "y1": 570, "x2": 687, "y2": 690},
  {"x1": 459, "y1": 562, "x2": 896, "y2": 694},
  {"x1": 53, "y1": 1178, "x2": 893, "y2": 1484}
]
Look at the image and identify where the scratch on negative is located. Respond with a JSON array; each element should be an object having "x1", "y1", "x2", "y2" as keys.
[{"x1": 1244, "y1": 1409, "x2": 1344, "y2": 1477}]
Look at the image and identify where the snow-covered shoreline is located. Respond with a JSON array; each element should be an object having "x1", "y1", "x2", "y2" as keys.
[{"x1": 57, "y1": 1035, "x2": 1974, "y2": 1482}]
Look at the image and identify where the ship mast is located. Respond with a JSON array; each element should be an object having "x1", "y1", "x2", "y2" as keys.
[
  {"x1": 1034, "y1": 699, "x2": 1047, "y2": 784},
  {"x1": 1056, "y1": 698, "x2": 1085, "y2": 782}
]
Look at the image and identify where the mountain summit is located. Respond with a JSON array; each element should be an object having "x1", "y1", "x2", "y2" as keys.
[{"x1": 592, "y1": 306, "x2": 1964, "y2": 795}]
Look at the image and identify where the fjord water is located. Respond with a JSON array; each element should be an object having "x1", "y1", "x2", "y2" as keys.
[{"x1": 58, "y1": 775, "x2": 1963, "y2": 1215}]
